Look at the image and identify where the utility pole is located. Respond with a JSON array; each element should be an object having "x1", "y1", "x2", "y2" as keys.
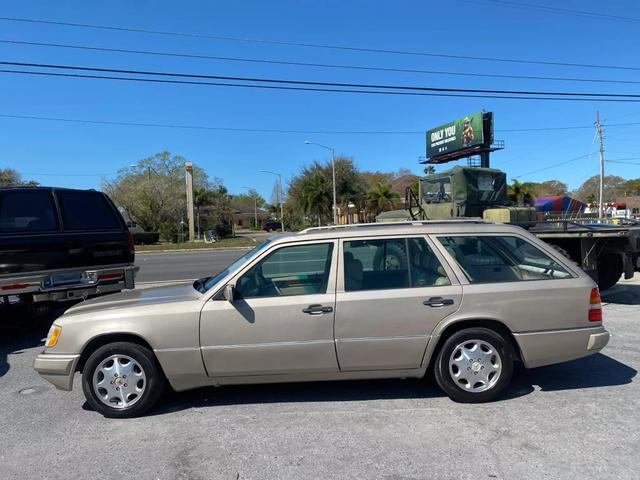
[
  {"x1": 184, "y1": 162, "x2": 195, "y2": 242},
  {"x1": 305, "y1": 141, "x2": 338, "y2": 225},
  {"x1": 596, "y1": 111, "x2": 605, "y2": 219}
]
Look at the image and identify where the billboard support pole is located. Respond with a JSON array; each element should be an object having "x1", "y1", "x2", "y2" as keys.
[{"x1": 480, "y1": 152, "x2": 490, "y2": 168}]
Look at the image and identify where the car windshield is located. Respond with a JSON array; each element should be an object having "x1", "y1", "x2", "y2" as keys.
[{"x1": 196, "y1": 239, "x2": 272, "y2": 292}]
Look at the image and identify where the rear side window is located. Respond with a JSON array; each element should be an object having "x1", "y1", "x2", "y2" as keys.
[
  {"x1": 343, "y1": 237, "x2": 450, "y2": 292},
  {"x1": 438, "y1": 235, "x2": 571, "y2": 283},
  {"x1": 57, "y1": 191, "x2": 121, "y2": 231},
  {"x1": 0, "y1": 191, "x2": 58, "y2": 233}
]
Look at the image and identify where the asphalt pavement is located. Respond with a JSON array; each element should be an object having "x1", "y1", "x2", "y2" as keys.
[
  {"x1": 0, "y1": 269, "x2": 638, "y2": 479},
  {"x1": 136, "y1": 249, "x2": 246, "y2": 284}
]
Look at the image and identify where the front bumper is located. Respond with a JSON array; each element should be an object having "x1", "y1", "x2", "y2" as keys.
[
  {"x1": 514, "y1": 326, "x2": 609, "y2": 369},
  {"x1": 33, "y1": 353, "x2": 80, "y2": 391}
]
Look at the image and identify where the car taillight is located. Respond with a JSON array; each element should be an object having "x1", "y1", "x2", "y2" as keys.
[
  {"x1": 589, "y1": 288, "x2": 603, "y2": 322},
  {"x1": 127, "y1": 231, "x2": 135, "y2": 256}
]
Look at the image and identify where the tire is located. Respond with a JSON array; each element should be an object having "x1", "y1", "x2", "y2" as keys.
[
  {"x1": 81, "y1": 342, "x2": 165, "y2": 418},
  {"x1": 434, "y1": 327, "x2": 513, "y2": 403},
  {"x1": 597, "y1": 254, "x2": 623, "y2": 291}
]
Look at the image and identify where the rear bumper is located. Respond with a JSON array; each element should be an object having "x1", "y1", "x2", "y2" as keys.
[
  {"x1": 0, "y1": 265, "x2": 138, "y2": 303},
  {"x1": 514, "y1": 326, "x2": 609, "y2": 369},
  {"x1": 33, "y1": 353, "x2": 80, "y2": 391}
]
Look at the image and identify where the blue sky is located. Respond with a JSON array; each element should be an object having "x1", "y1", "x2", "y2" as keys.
[{"x1": 1, "y1": 0, "x2": 639, "y2": 198}]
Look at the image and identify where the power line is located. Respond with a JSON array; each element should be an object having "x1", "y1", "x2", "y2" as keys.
[
  {"x1": 2, "y1": 60, "x2": 640, "y2": 101},
  {"x1": 2, "y1": 113, "x2": 639, "y2": 134},
  {"x1": 482, "y1": 0, "x2": 640, "y2": 25},
  {"x1": 513, "y1": 152, "x2": 597, "y2": 178},
  {"x1": 3, "y1": 38, "x2": 640, "y2": 86},
  {"x1": 4, "y1": 68, "x2": 640, "y2": 103},
  {"x1": 1, "y1": 16, "x2": 639, "y2": 72},
  {"x1": 22, "y1": 171, "x2": 117, "y2": 177},
  {"x1": 606, "y1": 159, "x2": 640, "y2": 165},
  {"x1": 0, "y1": 113, "x2": 420, "y2": 134}
]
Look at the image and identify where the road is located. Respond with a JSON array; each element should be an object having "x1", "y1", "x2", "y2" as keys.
[
  {"x1": 135, "y1": 231, "x2": 275, "y2": 284},
  {"x1": 136, "y1": 249, "x2": 246, "y2": 284},
  {"x1": 0, "y1": 265, "x2": 638, "y2": 479}
]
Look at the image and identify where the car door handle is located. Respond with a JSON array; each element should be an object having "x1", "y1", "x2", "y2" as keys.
[
  {"x1": 423, "y1": 297, "x2": 454, "y2": 307},
  {"x1": 302, "y1": 304, "x2": 333, "y2": 315}
]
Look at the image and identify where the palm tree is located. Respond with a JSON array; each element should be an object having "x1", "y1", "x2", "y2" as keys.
[
  {"x1": 300, "y1": 171, "x2": 332, "y2": 226},
  {"x1": 424, "y1": 165, "x2": 436, "y2": 175},
  {"x1": 507, "y1": 179, "x2": 534, "y2": 206},
  {"x1": 368, "y1": 182, "x2": 400, "y2": 215}
]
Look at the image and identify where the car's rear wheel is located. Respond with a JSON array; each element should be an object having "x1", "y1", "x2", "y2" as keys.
[
  {"x1": 434, "y1": 327, "x2": 513, "y2": 403},
  {"x1": 81, "y1": 342, "x2": 165, "y2": 418}
]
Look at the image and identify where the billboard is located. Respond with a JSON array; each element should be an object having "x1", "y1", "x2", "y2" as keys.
[{"x1": 426, "y1": 112, "x2": 485, "y2": 158}]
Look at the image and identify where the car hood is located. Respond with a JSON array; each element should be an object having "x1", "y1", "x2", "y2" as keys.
[{"x1": 64, "y1": 283, "x2": 203, "y2": 316}]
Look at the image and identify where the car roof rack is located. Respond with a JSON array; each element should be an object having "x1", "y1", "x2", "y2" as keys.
[{"x1": 299, "y1": 219, "x2": 490, "y2": 234}]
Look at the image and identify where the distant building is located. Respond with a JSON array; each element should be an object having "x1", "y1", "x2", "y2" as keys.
[{"x1": 616, "y1": 196, "x2": 640, "y2": 217}]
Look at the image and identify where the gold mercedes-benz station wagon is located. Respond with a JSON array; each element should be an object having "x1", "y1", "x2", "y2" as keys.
[{"x1": 34, "y1": 220, "x2": 609, "y2": 418}]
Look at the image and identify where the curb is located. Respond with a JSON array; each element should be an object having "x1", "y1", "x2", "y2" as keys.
[{"x1": 136, "y1": 246, "x2": 253, "y2": 254}]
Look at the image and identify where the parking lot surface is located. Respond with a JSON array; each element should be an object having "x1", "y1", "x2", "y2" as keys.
[{"x1": 1, "y1": 277, "x2": 638, "y2": 480}]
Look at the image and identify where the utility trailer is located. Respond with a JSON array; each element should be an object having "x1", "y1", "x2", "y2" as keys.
[{"x1": 380, "y1": 166, "x2": 640, "y2": 290}]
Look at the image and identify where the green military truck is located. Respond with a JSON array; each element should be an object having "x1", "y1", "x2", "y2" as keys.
[{"x1": 378, "y1": 165, "x2": 640, "y2": 290}]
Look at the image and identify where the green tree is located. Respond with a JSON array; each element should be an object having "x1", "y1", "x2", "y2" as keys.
[
  {"x1": 367, "y1": 181, "x2": 400, "y2": 214},
  {"x1": 572, "y1": 175, "x2": 626, "y2": 203},
  {"x1": 507, "y1": 179, "x2": 534, "y2": 206},
  {"x1": 534, "y1": 180, "x2": 568, "y2": 197},
  {"x1": 103, "y1": 151, "x2": 223, "y2": 241},
  {"x1": 0, "y1": 168, "x2": 39, "y2": 187},
  {"x1": 300, "y1": 170, "x2": 332, "y2": 226},
  {"x1": 423, "y1": 165, "x2": 436, "y2": 175},
  {"x1": 622, "y1": 178, "x2": 640, "y2": 196}
]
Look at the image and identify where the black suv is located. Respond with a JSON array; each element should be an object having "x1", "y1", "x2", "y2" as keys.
[{"x1": 0, "y1": 187, "x2": 137, "y2": 307}]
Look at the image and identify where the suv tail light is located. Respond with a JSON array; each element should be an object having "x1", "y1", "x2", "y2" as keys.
[
  {"x1": 589, "y1": 288, "x2": 603, "y2": 322},
  {"x1": 127, "y1": 231, "x2": 135, "y2": 257}
]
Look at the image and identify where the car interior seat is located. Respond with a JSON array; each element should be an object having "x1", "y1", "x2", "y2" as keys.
[{"x1": 344, "y1": 251, "x2": 364, "y2": 291}]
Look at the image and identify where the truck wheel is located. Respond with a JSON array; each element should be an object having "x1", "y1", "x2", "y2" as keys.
[
  {"x1": 81, "y1": 342, "x2": 165, "y2": 418},
  {"x1": 597, "y1": 254, "x2": 623, "y2": 291},
  {"x1": 434, "y1": 328, "x2": 513, "y2": 403}
]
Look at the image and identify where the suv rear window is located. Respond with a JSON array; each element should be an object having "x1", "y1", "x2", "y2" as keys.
[
  {"x1": 57, "y1": 191, "x2": 121, "y2": 231},
  {"x1": 0, "y1": 191, "x2": 58, "y2": 233}
]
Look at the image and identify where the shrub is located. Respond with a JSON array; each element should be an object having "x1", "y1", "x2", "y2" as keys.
[{"x1": 132, "y1": 232, "x2": 160, "y2": 245}]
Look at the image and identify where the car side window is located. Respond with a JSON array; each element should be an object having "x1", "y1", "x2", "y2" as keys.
[
  {"x1": 235, "y1": 243, "x2": 334, "y2": 298},
  {"x1": 57, "y1": 191, "x2": 121, "y2": 231},
  {"x1": 343, "y1": 238, "x2": 409, "y2": 292},
  {"x1": 343, "y1": 237, "x2": 451, "y2": 292},
  {"x1": 408, "y1": 238, "x2": 451, "y2": 287},
  {"x1": 438, "y1": 235, "x2": 571, "y2": 283},
  {"x1": 0, "y1": 191, "x2": 58, "y2": 233}
]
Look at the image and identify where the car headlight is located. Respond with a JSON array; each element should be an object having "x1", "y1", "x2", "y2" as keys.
[{"x1": 45, "y1": 324, "x2": 62, "y2": 348}]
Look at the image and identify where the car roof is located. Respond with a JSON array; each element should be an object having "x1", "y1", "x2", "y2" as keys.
[
  {"x1": 270, "y1": 220, "x2": 526, "y2": 244},
  {"x1": 0, "y1": 186, "x2": 100, "y2": 193}
]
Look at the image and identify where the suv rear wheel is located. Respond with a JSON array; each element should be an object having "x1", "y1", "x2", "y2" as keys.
[
  {"x1": 434, "y1": 327, "x2": 513, "y2": 403},
  {"x1": 81, "y1": 342, "x2": 165, "y2": 418}
]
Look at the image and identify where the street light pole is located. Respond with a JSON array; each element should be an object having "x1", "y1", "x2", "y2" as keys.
[
  {"x1": 259, "y1": 170, "x2": 285, "y2": 232},
  {"x1": 241, "y1": 186, "x2": 258, "y2": 229},
  {"x1": 305, "y1": 141, "x2": 337, "y2": 225}
]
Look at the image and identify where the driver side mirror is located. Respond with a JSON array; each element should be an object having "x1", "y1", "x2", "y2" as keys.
[{"x1": 223, "y1": 284, "x2": 236, "y2": 303}]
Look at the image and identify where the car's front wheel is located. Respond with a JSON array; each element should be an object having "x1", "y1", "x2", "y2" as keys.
[
  {"x1": 81, "y1": 342, "x2": 165, "y2": 418},
  {"x1": 434, "y1": 328, "x2": 513, "y2": 403}
]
